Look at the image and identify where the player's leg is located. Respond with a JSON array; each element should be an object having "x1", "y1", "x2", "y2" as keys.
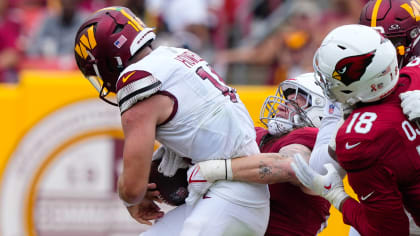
[
  {"x1": 180, "y1": 191, "x2": 269, "y2": 236},
  {"x1": 139, "y1": 204, "x2": 187, "y2": 236}
]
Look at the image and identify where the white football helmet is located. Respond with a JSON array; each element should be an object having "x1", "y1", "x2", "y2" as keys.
[
  {"x1": 260, "y1": 73, "x2": 325, "y2": 135},
  {"x1": 313, "y1": 24, "x2": 399, "y2": 106}
]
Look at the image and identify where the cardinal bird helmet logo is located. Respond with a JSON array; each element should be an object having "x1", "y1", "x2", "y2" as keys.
[{"x1": 332, "y1": 50, "x2": 376, "y2": 86}]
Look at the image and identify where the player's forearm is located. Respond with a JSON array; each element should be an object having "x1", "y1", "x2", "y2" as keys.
[
  {"x1": 118, "y1": 163, "x2": 148, "y2": 206},
  {"x1": 197, "y1": 144, "x2": 311, "y2": 184},
  {"x1": 117, "y1": 177, "x2": 145, "y2": 207},
  {"x1": 232, "y1": 153, "x2": 295, "y2": 184},
  {"x1": 118, "y1": 137, "x2": 153, "y2": 206},
  {"x1": 197, "y1": 153, "x2": 296, "y2": 184}
]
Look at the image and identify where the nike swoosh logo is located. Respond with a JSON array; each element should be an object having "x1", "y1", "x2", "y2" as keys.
[
  {"x1": 361, "y1": 191, "x2": 374, "y2": 201},
  {"x1": 324, "y1": 184, "x2": 332, "y2": 190},
  {"x1": 122, "y1": 71, "x2": 136, "y2": 83},
  {"x1": 345, "y1": 142, "x2": 361, "y2": 150}
]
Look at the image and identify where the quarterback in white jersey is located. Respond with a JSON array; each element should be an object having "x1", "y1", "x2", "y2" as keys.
[{"x1": 74, "y1": 6, "x2": 269, "y2": 236}]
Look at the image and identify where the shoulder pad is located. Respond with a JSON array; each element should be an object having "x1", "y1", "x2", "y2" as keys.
[{"x1": 116, "y1": 70, "x2": 162, "y2": 113}]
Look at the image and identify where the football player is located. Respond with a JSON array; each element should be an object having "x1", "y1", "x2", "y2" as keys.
[
  {"x1": 74, "y1": 6, "x2": 269, "y2": 236},
  {"x1": 360, "y1": 0, "x2": 420, "y2": 69},
  {"x1": 360, "y1": 0, "x2": 420, "y2": 126},
  {"x1": 310, "y1": 3, "x2": 420, "y2": 234},
  {"x1": 292, "y1": 24, "x2": 420, "y2": 236},
  {"x1": 188, "y1": 73, "x2": 342, "y2": 235}
]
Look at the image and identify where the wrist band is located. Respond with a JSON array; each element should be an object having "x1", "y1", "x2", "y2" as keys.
[{"x1": 199, "y1": 159, "x2": 233, "y2": 182}]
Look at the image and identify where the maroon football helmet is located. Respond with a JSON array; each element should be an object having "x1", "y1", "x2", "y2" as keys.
[
  {"x1": 74, "y1": 6, "x2": 156, "y2": 105},
  {"x1": 360, "y1": 0, "x2": 420, "y2": 67}
]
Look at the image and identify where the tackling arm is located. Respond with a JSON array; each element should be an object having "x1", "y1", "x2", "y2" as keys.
[
  {"x1": 232, "y1": 144, "x2": 311, "y2": 184},
  {"x1": 196, "y1": 143, "x2": 312, "y2": 184}
]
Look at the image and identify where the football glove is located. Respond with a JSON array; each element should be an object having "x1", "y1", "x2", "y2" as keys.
[
  {"x1": 291, "y1": 153, "x2": 349, "y2": 210},
  {"x1": 185, "y1": 164, "x2": 214, "y2": 206},
  {"x1": 400, "y1": 90, "x2": 420, "y2": 122}
]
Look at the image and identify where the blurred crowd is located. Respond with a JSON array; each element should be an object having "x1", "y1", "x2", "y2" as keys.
[{"x1": 0, "y1": 0, "x2": 368, "y2": 85}]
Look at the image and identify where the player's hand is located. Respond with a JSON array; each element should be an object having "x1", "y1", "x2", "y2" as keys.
[
  {"x1": 400, "y1": 90, "x2": 420, "y2": 122},
  {"x1": 145, "y1": 183, "x2": 164, "y2": 203},
  {"x1": 291, "y1": 154, "x2": 349, "y2": 210},
  {"x1": 126, "y1": 183, "x2": 164, "y2": 225},
  {"x1": 185, "y1": 164, "x2": 213, "y2": 206}
]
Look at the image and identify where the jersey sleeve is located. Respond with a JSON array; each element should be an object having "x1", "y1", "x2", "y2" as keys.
[
  {"x1": 116, "y1": 70, "x2": 162, "y2": 113},
  {"x1": 281, "y1": 127, "x2": 318, "y2": 149},
  {"x1": 254, "y1": 126, "x2": 268, "y2": 145}
]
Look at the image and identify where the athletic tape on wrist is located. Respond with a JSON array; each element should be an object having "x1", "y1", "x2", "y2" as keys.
[
  {"x1": 225, "y1": 159, "x2": 233, "y2": 180},
  {"x1": 199, "y1": 159, "x2": 233, "y2": 182}
]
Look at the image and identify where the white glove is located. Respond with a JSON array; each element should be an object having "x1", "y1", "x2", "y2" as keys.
[
  {"x1": 152, "y1": 145, "x2": 189, "y2": 177},
  {"x1": 400, "y1": 90, "x2": 420, "y2": 121},
  {"x1": 291, "y1": 153, "x2": 349, "y2": 210},
  {"x1": 185, "y1": 164, "x2": 213, "y2": 206}
]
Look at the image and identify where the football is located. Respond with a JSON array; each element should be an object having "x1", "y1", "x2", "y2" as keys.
[{"x1": 148, "y1": 159, "x2": 189, "y2": 206}]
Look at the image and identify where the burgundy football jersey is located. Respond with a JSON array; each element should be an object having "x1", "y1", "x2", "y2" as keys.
[
  {"x1": 255, "y1": 127, "x2": 331, "y2": 236},
  {"x1": 336, "y1": 64, "x2": 420, "y2": 235}
]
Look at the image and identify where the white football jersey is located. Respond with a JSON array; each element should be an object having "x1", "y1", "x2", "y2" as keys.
[{"x1": 116, "y1": 46, "x2": 269, "y2": 207}]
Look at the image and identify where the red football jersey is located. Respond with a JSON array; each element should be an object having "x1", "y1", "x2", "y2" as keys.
[
  {"x1": 336, "y1": 64, "x2": 420, "y2": 235},
  {"x1": 255, "y1": 127, "x2": 331, "y2": 236}
]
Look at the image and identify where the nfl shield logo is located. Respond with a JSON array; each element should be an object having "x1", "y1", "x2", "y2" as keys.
[
  {"x1": 328, "y1": 104, "x2": 335, "y2": 114},
  {"x1": 114, "y1": 35, "x2": 127, "y2": 48}
]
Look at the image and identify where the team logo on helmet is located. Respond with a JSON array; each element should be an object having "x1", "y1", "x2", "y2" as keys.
[
  {"x1": 401, "y1": 2, "x2": 420, "y2": 22},
  {"x1": 75, "y1": 25, "x2": 97, "y2": 59},
  {"x1": 332, "y1": 50, "x2": 376, "y2": 86}
]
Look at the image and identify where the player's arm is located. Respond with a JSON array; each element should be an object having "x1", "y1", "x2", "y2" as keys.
[
  {"x1": 309, "y1": 100, "x2": 346, "y2": 178},
  {"x1": 232, "y1": 144, "x2": 311, "y2": 184},
  {"x1": 118, "y1": 94, "x2": 173, "y2": 207},
  {"x1": 195, "y1": 143, "x2": 311, "y2": 184},
  {"x1": 399, "y1": 59, "x2": 420, "y2": 121}
]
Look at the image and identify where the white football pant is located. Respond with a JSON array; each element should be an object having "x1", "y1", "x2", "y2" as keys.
[{"x1": 140, "y1": 191, "x2": 269, "y2": 236}]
